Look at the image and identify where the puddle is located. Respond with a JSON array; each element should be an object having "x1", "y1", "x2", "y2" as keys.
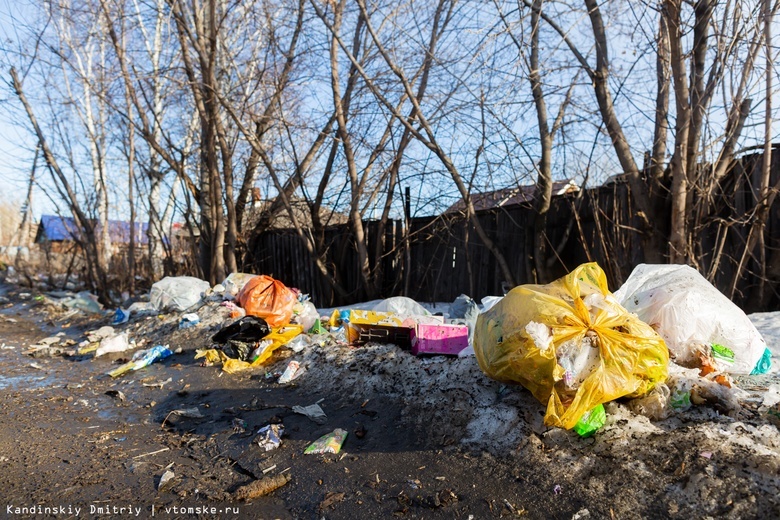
[{"x1": 0, "y1": 374, "x2": 55, "y2": 390}]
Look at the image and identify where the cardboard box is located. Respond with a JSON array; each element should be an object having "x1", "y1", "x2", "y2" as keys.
[
  {"x1": 345, "y1": 310, "x2": 413, "y2": 348},
  {"x1": 411, "y1": 323, "x2": 469, "y2": 355}
]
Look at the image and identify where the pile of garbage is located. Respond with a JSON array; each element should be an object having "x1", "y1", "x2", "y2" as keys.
[
  {"x1": 474, "y1": 263, "x2": 771, "y2": 435},
  {"x1": 26, "y1": 262, "x2": 775, "y2": 440}
]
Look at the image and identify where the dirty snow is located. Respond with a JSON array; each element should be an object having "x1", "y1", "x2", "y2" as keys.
[{"x1": 750, "y1": 312, "x2": 780, "y2": 372}]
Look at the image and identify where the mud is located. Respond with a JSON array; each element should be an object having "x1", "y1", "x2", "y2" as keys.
[{"x1": 0, "y1": 283, "x2": 779, "y2": 519}]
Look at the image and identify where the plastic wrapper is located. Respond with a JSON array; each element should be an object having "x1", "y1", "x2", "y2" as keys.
[
  {"x1": 256, "y1": 424, "x2": 284, "y2": 451},
  {"x1": 285, "y1": 335, "x2": 312, "y2": 353},
  {"x1": 149, "y1": 276, "x2": 210, "y2": 312},
  {"x1": 179, "y1": 313, "x2": 200, "y2": 329},
  {"x1": 473, "y1": 262, "x2": 669, "y2": 430},
  {"x1": 614, "y1": 263, "x2": 769, "y2": 375},
  {"x1": 278, "y1": 360, "x2": 305, "y2": 383},
  {"x1": 112, "y1": 308, "x2": 130, "y2": 325},
  {"x1": 292, "y1": 404, "x2": 327, "y2": 424},
  {"x1": 304, "y1": 428, "x2": 347, "y2": 455},
  {"x1": 572, "y1": 403, "x2": 606, "y2": 437},
  {"x1": 237, "y1": 275, "x2": 297, "y2": 328}
]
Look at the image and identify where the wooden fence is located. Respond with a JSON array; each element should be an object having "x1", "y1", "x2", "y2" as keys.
[{"x1": 249, "y1": 149, "x2": 780, "y2": 311}]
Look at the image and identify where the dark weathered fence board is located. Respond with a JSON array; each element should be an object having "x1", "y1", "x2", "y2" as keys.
[{"x1": 249, "y1": 150, "x2": 780, "y2": 310}]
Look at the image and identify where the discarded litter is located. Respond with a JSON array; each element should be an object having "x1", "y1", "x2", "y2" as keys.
[
  {"x1": 196, "y1": 324, "x2": 302, "y2": 374},
  {"x1": 293, "y1": 404, "x2": 327, "y2": 424},
  {"x1": 142, "y1": 377, "x2": 172, "y2": 389},
  {"x1": 58, "y1": 291, "x2": 102, "y2": 313},
  {"x1": 169, "y1": 407, "x2": 204, "y2": 418},
  {"x1": 25, "y1": 343, "x2": 73, "y2": 358},
  {"x1": 149, "y1": 276, "x2": 210, "y2": 312},
  {"x1": 473, "y1": 262, "x2": 669, "y2": 430},
  {"x1": 615, "y1": 263, "x2": 769, "y2": 375},
  {"x1": 126, "y1": 301, "x2": 155, "y2": 314},
  {"x1": 449, "y1": 294, "x2": 478, "y2": 320},
  {"x1": 158, "y1": 469, "x2": 175, "y2": 491},
  {"x1": 411, "y1": 323, "x2": 469, "y2": 356},
  {"x1": 108, "y1": 345, "x2": 173, "y2": 378},
  {"x1": 285, "y1": 334, "x2": 311, "y2": 353},
  {"x1": 95, "y1": 333, "x2": 133, "y2": 358},
  {"x1": 222, "y1": 273, "x2": 258, "y2": 300},
  {"x1": 278, "y1": 360, "x2": 305, "y2": 384},
  {"x1": 237, "y1": 275, "x2": 298, "y2": 328},
  {"x1": 572, "y1": 403, "x2": 606, "y2": 437},
  {"x1": 105, "y1": 390, "x2": 126, "y2": 402},
  {"x1": 162, "y1": 407, "x2": 205, "y2": 428},
  {"x1": 234, "y1": 473, "x2": 291, "y2": 501},
  {"x1": 112, "y1": 308, "x2": 130, "y2": 325},
  {"x1": 762, "y1": 384, "x2": 780, "y2": 408},
  {"x1": 179, "y1": 313, "x2": 200, "y2": 329},
  {"x1": 304, "y1": 428, "x2": 347, "y2": 455},
  {"x1": 345, "y1": 310, "x2": 415, "y2": 348},
  {"x1": 87, "y1": 326, "x2": 115, "y2": 343},
  {"x1": 292, "y1": 300, "x2": 319, "y2": 332},
  {"x1": 256, "y1": 424, "x2": 284, "y2": 451},
  {"x1": 212, "y1": 316, "x2": 270, "y2": 344},
  {"x1": 373, "y1": 296, "x2": 430, "y2": 319}
]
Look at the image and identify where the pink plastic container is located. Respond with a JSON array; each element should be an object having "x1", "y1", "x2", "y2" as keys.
[{"x1": 411, "y1": 323, "x2": 469, "y2": 355}]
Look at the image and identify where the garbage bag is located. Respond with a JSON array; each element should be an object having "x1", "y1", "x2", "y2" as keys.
[
  {"x1": 222, "y1": 273, "x2": 258, "y2": 300},
  {"x1": 196, "y1": 325, "x2": 303, "y2": 373},
  {"x1": 372, "y1": 296, "x2": 430, "y2": 318},
  {"x1": 237, "y1": 275, "x2": 297, "y2": 328},
  {"x1": 449, "y1": 294, "x2": 478, "y2": 320},
  {"x1": 473, "y1": 262, "x2": 668, "y2": 430},
  {"x1": 150, "y1": 276, "x2": 210, "y2": 312},
  {"x1": 614, "y1": 264, "x2": 769, "y2": 375},
  {"x1": 60, "y1": 291, "x2": 103, "y2": 313},
  {"x1": 292, "y1": 300, "x2": 319, "y2": 332},
  {"x1": 212, "y1": 316, "x2": 271, "y2": 344}
]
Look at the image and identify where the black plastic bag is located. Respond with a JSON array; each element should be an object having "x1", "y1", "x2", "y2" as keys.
[{"x1": 212, "y1": 316, "x2": 270, "y2": 344}]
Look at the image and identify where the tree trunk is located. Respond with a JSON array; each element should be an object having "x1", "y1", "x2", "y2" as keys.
[
  {"x1": 665, "y1": 0, "x2": 691, "y2": 263},
  {"x1": 583, "y1": 0, "x2": 661, "y2": 262}
]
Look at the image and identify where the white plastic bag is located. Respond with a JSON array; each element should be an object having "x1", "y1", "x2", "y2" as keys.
[
  {"x1": 293, "y1": 301, "x2": 319, "y2": 332},
  {"x1": 95, "y1": 333, "x2": 132, "y2": 357},
  {"x1": 614, "y1": 264, "x2": 768, "y2": 374},
  {"x1": 222, "y1": 273, "x2": 258, "y2": 300},
  {"x1": 149, "y1": 276, "x2": 210, "y2": 312},
  {"x1": 372, "y1": 296, "x2": 431, "y2": 319}
]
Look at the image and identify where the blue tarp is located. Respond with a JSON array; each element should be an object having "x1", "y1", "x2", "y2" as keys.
[{"x1": 37, "y1": 215, "x2": 150, "y2": 245}]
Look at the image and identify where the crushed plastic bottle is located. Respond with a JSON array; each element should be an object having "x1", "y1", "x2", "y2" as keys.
[{"x1": 108, "y1": 345, "x2": 173, "y2": 378}]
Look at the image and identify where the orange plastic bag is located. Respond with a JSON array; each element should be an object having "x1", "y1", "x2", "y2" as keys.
[
  {"x1": 237, "y1": 275, "x2": 297, "y2": 328},
  {"x1": 473, "y1": 263, "x2": 669, "y2": 430}
]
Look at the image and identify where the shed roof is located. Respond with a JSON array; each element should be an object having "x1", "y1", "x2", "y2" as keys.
[
  {"x1": 36, "y1": 215, "x2": 149, "y2": 245},
  {"x1": 445, "y1": 179, "x2": 579, "y2": 214}
]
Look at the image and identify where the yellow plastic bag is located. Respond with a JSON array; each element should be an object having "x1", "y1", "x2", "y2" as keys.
[
  {"x1": 473, "y1": 263, "x2": 668, "y2": 430},
  {"x1": 195, "y1": 325, "x2": 303, "y2": 374}
]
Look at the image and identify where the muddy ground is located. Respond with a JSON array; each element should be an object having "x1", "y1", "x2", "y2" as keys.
[{"x1": 0, "y1": 282, "x2": 779, "y2": 519}]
